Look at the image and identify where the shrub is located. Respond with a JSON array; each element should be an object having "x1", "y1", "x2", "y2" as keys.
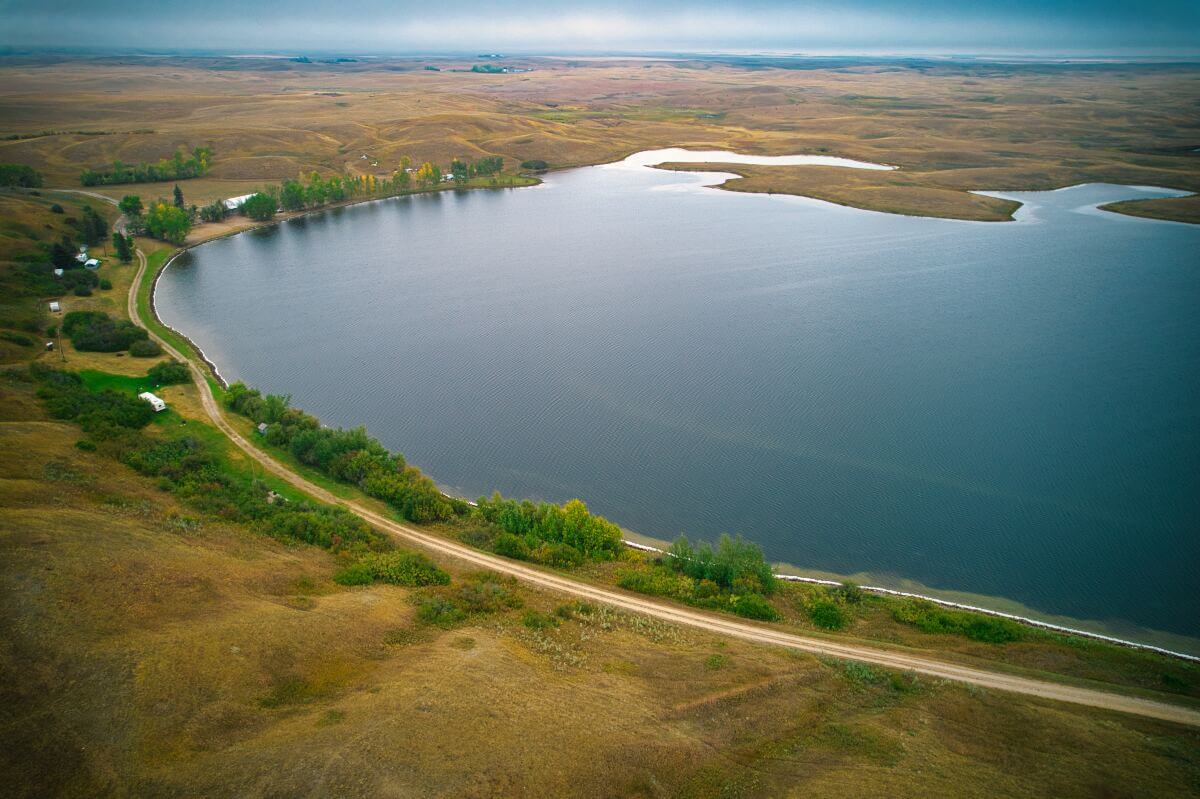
[
  {"x1": 808, "y1": 599, "x2": 848, "y2": 630},
  {"x1": 33, "y1": 366, "x2": 155, "y2": 432},
  {"x1": 99, "y1": 279, "x2": 112, "y2": 290},
  {"x1": 357, "y1": 550, "x2": 450, "y2": 587},
  {"x1": 416, "y1": 596, "x2": 466, "y2": 627},
  {"x1": 492, "y1": 532, "x2": 531, "y2": 560},
  {"x1": 147, "y1": 359, "x2": 190, "y2": 385},
  {"x1": 531, "y1": 541, "x2": 585, "y2": 568},
  {"x1": 332, "y1": 560, "x2": 374, "y2": 586},
  {"x1": 836, "y1": 581, "x2": 864, "y2": 604},
  {"x1": 522, "y1": 609, "x2": 558, "y2": 630},
  {"x1": 729, "y1": 592, "x2": 781, "y2": 621},
  {"x1": 476, "y1": 493, "x2": 623, "y2": 560},
  {"x1": 73, "y1": 285, "x2": 92, "y2": 296},
  {"x1": 452, "y1": 574, "x2": 522, "y2": 613},
  {"x1": 74, "y1": 439, "x2": 96, "y2": 451},
  {"x1": 129, "y1": 339, "x2": 163, "y2": 357},
  {"x1": 50, "y1": 203, "x2": 64, "y2": 214},
  {"x1": 520, "y1": 160, "x2": 548, "y2": 170},
  {"x1": 891, "y1": 599, "x2": 1024, "y2": 644},
  {"x1": 666, "y1": 533, "x2": 776, "y2": 595},
  {"x1": 0, "y1": 331, "x2": 33, "y2": 346},
  {"x1": 61, "y1": 310, "x2": 147, "y2": 352}
]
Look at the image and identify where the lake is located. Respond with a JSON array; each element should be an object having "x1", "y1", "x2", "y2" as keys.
[{"x1": 156, "y1": 151, "x2": 1200, "y2": 649}]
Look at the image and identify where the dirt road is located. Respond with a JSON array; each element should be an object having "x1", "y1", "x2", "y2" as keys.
[{"x1": 115, "y1": 207, "x2": 1200, "y2": 729}]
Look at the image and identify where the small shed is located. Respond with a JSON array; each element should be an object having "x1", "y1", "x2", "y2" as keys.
[
  {"x1": 138, "y1": 391, "x2": 167, "y2": 412},
  {"x1": 257, "y1": 422, "x2": 269, "y2": 434},
  {"x1": 75, "y1": 252, "x2": 89, "y2": 263},
  {"x1": 48, "y1": 301, "x2": 61, "y2": 313},
  {"x1": 53, "y1": 268, "x2": 64, "y2": 277},
  {"x1": 84, "y1": 258, "x2": 100, "y2": 269}
]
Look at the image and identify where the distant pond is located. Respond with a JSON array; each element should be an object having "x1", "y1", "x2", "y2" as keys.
[{"x1": 156, "y1": 150, "x2": 1200, "y2": 649}]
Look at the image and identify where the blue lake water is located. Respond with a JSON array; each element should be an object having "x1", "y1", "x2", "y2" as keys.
[{"x1": 156, "y1": 153, "x2": 1200, "y2": 647}]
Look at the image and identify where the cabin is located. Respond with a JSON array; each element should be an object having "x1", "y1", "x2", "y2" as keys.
[
  {"x1": 48, "y1": 301, "x2": 61, "y2": 313},
  {"x1": 84, "y1": 258, "x2": 100, "y2": 269},
  {"x1": 256, "y1": 422, "x2": 269, "y2": 434},
  {"x1": 138, "y1": 391, "x2": 167, "y2": 412}
]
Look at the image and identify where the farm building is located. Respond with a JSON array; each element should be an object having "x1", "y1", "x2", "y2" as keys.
[
  {"x1": 223, "y1": 194, "x2": 254, "y2": 210},
  {"x1": 138, "y1": 392, "x2": 167, "y2": 412},
  {"x1": 48, "y1": 301, "x2": 61, "y2": 313}
]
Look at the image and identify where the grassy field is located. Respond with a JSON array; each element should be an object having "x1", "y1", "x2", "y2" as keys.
[{"x1": 0, "y1": 54, "x2": 1196, "y2": 222}]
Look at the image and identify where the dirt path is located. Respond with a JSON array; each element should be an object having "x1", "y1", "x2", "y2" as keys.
[{"x1": 115, "y1": 217, "x2": 1200, "y2": 729}]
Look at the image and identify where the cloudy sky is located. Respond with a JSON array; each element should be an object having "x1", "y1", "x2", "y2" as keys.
[{"x1": 1, "y1": 0, "x2": 1197, "y2": 54}]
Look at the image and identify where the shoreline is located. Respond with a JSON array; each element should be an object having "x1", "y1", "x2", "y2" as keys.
[{"x1": 142, "y1": 156, "x2": 1200, "y2": 662}]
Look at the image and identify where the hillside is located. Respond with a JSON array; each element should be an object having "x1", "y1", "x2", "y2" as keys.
[{"x1": 2, "y1": 184, "x2": 1199, "y2": 796}]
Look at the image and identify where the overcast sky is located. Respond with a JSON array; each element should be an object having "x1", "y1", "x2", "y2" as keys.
[{"x1": 2, "y1": 0, "x2": 1197, "y2": 54}]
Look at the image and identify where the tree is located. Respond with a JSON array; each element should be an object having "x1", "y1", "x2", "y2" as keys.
[
  {"x1": 80, "y1": 205, "x2": 108, "y2": 246},
  {"x1": 280, "y1": 179, "x2": 307, "y2": 211},
  {"x1": 172, "y1": 184, "x2": 185, "y2": 209},
  {"x1": 198, "y1": 200, "x2": 228, "y2": 223},
  {"x1": 118, "y1": 195, "x2": 143, "y2": 218},
  {"x1": 450, "y1": 159, "x2": 470, "y2": 184},
  {"x1": 49, "y1": 236, "x2": 77, "y2": 269},
  {"x1": 241, "y1": 192, "x2": 277, "y2": 221},
  {"x1": 0, "y1": 163, "x2": 43, "y2": 187},
  {"x1": 112, "y1": 231, "x2": 133, "y2": 263},
  {"x1": 144, "y1": 202, "x2": 191, "y2": 244},
  {"x1": 413, "y1": 162, "x2": 433, "y2": 186}
]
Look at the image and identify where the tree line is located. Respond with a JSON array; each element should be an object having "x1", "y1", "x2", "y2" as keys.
[
  {"x1": 232, "y1": 155, "x2": 510, "y2": 222},
  {"x1": 224, "y1": 383, "x2": 464, "y2": 523},
  {"x1": 80, "y1": 146, "x2": 212, "y2": 187}
]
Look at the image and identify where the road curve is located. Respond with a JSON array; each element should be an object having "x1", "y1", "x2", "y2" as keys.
[{"x1": 108, "y1": 200, "x2": 1199, "y2": 729}]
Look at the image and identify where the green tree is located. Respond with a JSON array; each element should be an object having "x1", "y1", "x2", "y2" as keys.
[
  {"x1": 80, "y1": 205, "x2": 108, "y2": 246},
  {"x1": 145, "y1": 201, "x2": 191, "y2": 244},
  {"x1": 172, "y1": 184, "x2": 185, "y2": 209},
  {"x1": 118, "y1": 194, "x2": 143, "y2": 217},
  {"x1": 0, "y1": 163, "x2": 43, "y2": 187},
  {"x1": 112, "y1": 231, "x2": 133, "y2": 263},
  {"x1": 241, "y1": 192, "x2": 277, "y2": 221},
  {"x1": 280, "y1": 179, "x2": 307, "y2": 211}
]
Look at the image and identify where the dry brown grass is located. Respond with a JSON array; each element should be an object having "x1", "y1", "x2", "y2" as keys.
[
  {"x1": 1102, "y1": 194, "x2": 1200, "y2": 224},
  {"x1": 2, "y1": 382, "x2": 1199, "y2": 798},
  {"x1": 0, "y1": 55, "x2": 1196, "y2": 220},
  {"x1": 655, "y1": 162, "x2": 1024, "y2": 220}
]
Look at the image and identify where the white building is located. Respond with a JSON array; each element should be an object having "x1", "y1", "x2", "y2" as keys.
[
  {"x1": 223, "y1": 194, "x2": 254, "y2": 211},
  {"x1": 53, "y1": 268, "x2": 64, "y2": 277},
  {"x1": 48, "y1": 301, "x2": 61, "y2": 313},
  {"x1": 138, "y1": 392, "x2": 167, "y2": 412},
  {"x1": 84, "y1": 258, "x2": 100, "y2": 269}
]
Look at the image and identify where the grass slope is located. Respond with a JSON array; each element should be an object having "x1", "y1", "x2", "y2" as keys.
[{"x1": 2, "y1": 375, "x2": 1200, "y2": 798}]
